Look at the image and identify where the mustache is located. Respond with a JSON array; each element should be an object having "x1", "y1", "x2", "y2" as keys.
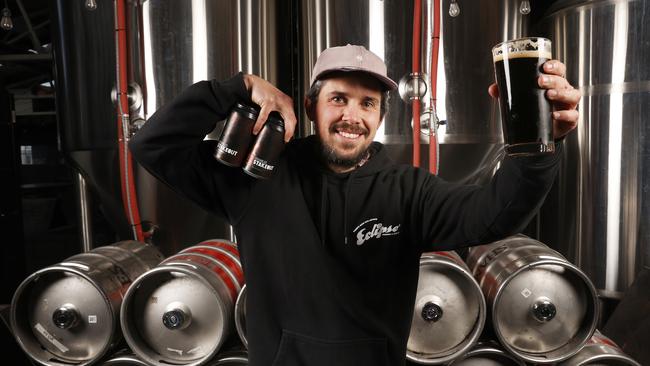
[{"x1": 330, "y1": 122, "x2": 368, "y2": 135}]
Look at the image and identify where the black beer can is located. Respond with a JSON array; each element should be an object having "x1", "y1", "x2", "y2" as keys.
[
  {"x1": 243, "y1": 113, "x2": 285, "y2": 179},
  {"x1": 214, "y1": 103, "x2": 259, "y2": 166}
]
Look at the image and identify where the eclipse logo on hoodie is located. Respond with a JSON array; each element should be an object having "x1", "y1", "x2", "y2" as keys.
[{"x1": 353, "y1": 217, "x2": 401, "y2": 245}]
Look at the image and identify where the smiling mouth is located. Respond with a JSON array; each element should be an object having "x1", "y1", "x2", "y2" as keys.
[
  {"x1": 337, "y1": 130, "x2": 362, "y2": 139},
  {"x1": 332, "y1": 123, "x2": 367, "y2": 141}
]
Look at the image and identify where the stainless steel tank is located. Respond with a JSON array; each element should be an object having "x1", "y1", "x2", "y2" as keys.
[
  {"x1": 10, "y1": 241, "x2": 164, "y2": 366},
  {"x1": 537, "y1": 0, "x2": 650, "y2": 296},
  {"x1": 406, "y1": 251, "x2": 486, "y2": 364},
  {"x1": 558, "y1": 330, "x2": 642, "y2": 366},
  {"x1": 235, "y1": 283, "x2": 248, "y2": 348},
  {"x1": 466, "y1": 235, "x2": 599, "y2": 364},
  {"x1": 129, "y1": 0, "x2": 294, "y2": 255},
  {"x1": 448, "y1": 341, "x2": 526, "y2": 366},
  {"x1": 300, "y1": 0, "x2": 529, "y2": 183},
  {"x1": 120, "y1": 239, "x2": 244, "y2": 366}
]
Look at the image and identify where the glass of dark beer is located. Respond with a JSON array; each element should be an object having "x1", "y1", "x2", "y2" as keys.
[{"x1": 493, "y1": 37, "x2": 554, "y2": 156}]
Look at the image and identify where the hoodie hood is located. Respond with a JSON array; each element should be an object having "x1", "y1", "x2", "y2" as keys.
[{"x1": 286, "y1": 135, "x2": 394, "y2": 247}]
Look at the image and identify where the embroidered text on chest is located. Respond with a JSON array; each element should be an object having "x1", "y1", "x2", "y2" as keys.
[{"x1": 352, "y1": 218, "x2": 401, "y2": 245}]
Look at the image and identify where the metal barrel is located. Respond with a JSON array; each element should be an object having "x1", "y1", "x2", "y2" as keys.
[
  {"x1": 10, "y1": 241, "x2": 164, "y2": 366},
  {"x1": 121, "y1": 239, "x2": 244, "y2": 366},
  {"x1": 558, "y1": 330, "x2": 641, "y2": 366},
  {"x1": 206, "y1": 350, "x2": 248, "y2": 365},
  {"x1": 407, "y1": 251, "x2": 486, "y2": 364},
  {"x1": 448, "y1": 341, "x2": 526, "y2": 366},
  {"x1": 234, "y1": 284, "x2": 248, "y2": 348},
  {"x1": 466, "y1": 235, "x2": 599, "y2": 364},
  {"x1": 98, "y1": 350, "x2": 148, "y2": 366}
]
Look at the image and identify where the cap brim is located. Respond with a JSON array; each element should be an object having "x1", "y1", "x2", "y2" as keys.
[{"x1": 312, "y1": 67, "x2": 398, "y2": 91}]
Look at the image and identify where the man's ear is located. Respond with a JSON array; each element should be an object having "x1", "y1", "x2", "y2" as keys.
[{"x1": 304, "y1": 97, "x2": 315, "y2": 121}]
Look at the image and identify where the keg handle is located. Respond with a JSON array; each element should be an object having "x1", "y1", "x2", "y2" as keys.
[
  {"x1": 531, "y1": 298, "x2": 557, "y2": 322},
  {"x1": 421, "y1": 302, "x2": 444, "y2": 322},
  {"x1": 162, "y1": 302, "x2": 192, "y2": 330},
  {"x1": 52, "y1": 304, "x2": 80, "y2": 330}
]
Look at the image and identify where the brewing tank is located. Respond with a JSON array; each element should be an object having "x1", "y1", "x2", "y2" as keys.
[
  {"x1": 537, "y1": 0, "x2": 650, "y2": 296},
  {"x1": 300, "y1": 0, "x2": 528, "y2": 183}
]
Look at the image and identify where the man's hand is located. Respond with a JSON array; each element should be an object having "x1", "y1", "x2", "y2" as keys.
[
  {"x1": 243, "y1": 74, "x2": 297, "y2": 142},
  {"x1": 488, "y1": 60, "x2": 581, "y2": 139}
]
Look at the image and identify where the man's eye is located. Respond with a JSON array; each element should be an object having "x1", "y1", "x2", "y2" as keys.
[
  {"x1": 364, "y1": 100, "x2": 376, "y2": 108},
  {"x1": 331, "y1": 96, "x2": 344, "y2": 103}
]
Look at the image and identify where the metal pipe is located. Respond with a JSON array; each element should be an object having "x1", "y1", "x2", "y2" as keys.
[
  {"x1": 428, "y1": 0, "x2": 440, "y2": 174},
  {"x1": 114, "y1": 0, "x2": 144, "y2": 242},
  {"x1": 412, "y1": 0, "x2": 422, "y2": 167},
  {"x1": 76, "y1": 172, "x2": 93, "y2": 252},
  {"x1": 6, "y1": 20, "x2": 50, "y2": 45},
  {"x1": 14, "y1": 0, "x2": 41, "y2": 50}
]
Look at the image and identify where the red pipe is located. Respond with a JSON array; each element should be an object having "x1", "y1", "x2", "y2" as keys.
[
  {"x1": 429, "y1": 0, "x2": 441, "y2": 175},
  {"x1": 115, "y1": 0, "x2": 144, "y2": 242},
  {"x1": 412, "y1": 0, "x2": 422, "y2": 168}
]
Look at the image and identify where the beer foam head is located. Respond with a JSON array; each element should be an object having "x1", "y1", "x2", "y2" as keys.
[{"x1": 493, "y1": 37, "x2": 552, "y2": 62}]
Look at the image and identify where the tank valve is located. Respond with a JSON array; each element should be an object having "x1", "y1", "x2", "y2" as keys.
[
  {"x1": 532, "y1": 298, "x2": 556, "y2": 322},
  {"x1": 52, "y1": 305, "x2": 80, "y2": 329},
  {"x1": 421, "y1": 302, "x2": 443, "y2": 322},
  {"x1": 398, "y1": 73, "x2": 428, "y2": 103},
  {"x1": 162, "y1": 302, "x2": 192, "y2": 330}
]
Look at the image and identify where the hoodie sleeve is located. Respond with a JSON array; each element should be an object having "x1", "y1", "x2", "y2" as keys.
[
  {"x1": 414, "y1": 144, "x2": 563, "y2": 251},
  {"x1": 129, "y1": 73, "x2": 255, "y2": 223}
]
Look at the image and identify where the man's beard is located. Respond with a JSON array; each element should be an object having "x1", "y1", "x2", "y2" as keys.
[{"x1": 319, "y1": 140, "x2": 370, "y2": 168}]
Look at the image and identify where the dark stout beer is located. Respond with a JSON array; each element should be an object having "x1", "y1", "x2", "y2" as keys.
[{"x1": 493, "y1": 38, "x2": 554, "y2": 156}]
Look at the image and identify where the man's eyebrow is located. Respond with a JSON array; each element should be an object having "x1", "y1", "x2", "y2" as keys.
[{"x1": 325, "y1": 90, "x2": 348, "y2": 96}]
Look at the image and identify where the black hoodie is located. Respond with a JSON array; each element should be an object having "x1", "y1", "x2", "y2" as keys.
[{"x1": 129, "y1": 73, "x2": 561, "y2": 366}]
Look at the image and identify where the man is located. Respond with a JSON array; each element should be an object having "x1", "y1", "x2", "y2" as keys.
[{"x1": 129, "y1": 44, "x2": 580, "y2": 366}]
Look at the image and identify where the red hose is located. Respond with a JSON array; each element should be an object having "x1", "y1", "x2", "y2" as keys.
[
  {"x1": 115, "y1": 0, "x2": 144, "y2": 242},
  {"x1": 429, "y1": 0, "x2": 441, "y2": 175},
  {"x1": 412, "y1": 0, "x2": 422, "y2": 168}
]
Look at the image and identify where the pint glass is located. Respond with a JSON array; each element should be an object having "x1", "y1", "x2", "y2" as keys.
[{"x1": 492, "y1": 37, "x2": 554, "y2": 156}]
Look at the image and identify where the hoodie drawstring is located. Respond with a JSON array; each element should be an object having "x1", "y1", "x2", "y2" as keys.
[
  {"x1": 343, "y1": 171, "x2": 355, "y2": 245},
  {"x1": 320, "y1": 175, "x2": 327, "y2": 248}
]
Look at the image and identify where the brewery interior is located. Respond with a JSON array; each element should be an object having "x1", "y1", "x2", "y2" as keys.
[{"x1": 1, "y1": 0, "x2": 648, "y2": 365}]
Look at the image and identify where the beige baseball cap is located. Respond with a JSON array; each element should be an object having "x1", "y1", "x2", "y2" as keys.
[{"x1": 310, "y1": 44, "x2": 398, "y2": 91}]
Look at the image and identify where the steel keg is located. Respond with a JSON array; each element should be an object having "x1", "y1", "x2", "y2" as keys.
[
  {"x1": 406, "y1": 251, "x2": 486, "y2": 364},
  {"x1": 207, "y1": 350, "x2": 248, "y2": 365},
  {"x1": 466, "y1": 235, "x2": 599, "y2": 364},
  {"x1": 448, "y1": 341, "x2": 525, "y2": 366},
  {"x1": 10, "y1": 241, "x2": 164, "y2": 366},
  {"x1": 558, "y1": 330, "x2": 641, "y2": 366},
  {"x1": 234, "y1": 284, "x2": 247, "y2": 348},
  {"x1": 121, "y1": 239, "x2": 244, "y2": 366},
  {"x1": 99, "y1": 350, "x2": 148, "y2": 365}
]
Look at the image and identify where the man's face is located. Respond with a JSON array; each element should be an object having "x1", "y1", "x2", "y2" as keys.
[{"x1": 308, "y1": 73, "x2": 383, "y2": 172}]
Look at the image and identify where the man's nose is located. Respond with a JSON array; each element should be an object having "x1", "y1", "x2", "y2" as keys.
[{"x1": 342, "y1": 104, "x2": 362, "y2": 124}]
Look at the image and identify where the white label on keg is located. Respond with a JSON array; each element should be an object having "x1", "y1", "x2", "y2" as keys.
[
  {"x1": 34, "y1": 323, "x2": 69, "y2": 353},
  {"x1": 88, "y1": 315, "x2": 97, "y2": 324},
  {"x1": 521, "y1": 288, "x2": 532, "y2": 298},
  {"x1": 167, "y1": 347, "x2": 183, "y2": 356},
  {"x1": 187, "y1": 346, "x2": 202, "y2": 355}
]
